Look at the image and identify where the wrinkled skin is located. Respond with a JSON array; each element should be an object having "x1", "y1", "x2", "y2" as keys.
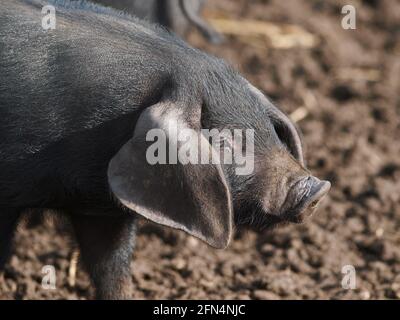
[{"x1": 0, "y1": 0, "x2": 329, "y2": 299}]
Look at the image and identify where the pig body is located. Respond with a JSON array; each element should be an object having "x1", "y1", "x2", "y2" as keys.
[
  {"x1": 91, "y1": 0, "x2": 224, "y2": 43},
  {"x1": 0, "y1": 0, "x2": 329, "y2": 299}
]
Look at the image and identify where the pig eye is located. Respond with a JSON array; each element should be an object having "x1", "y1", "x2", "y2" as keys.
[
  {"x1": 274, "y1": 123, "x2": 288, "y2": 145},
  {"x1": 273, "y1": 122, "x2": 298, "y2": 158},
  {"x1": 270, "y1": 118, "x2": 304, "y2": 165}
]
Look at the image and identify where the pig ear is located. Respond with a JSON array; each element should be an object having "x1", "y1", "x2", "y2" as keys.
[
  {"x1": 247, "y1": 82, "x2": 304, "y2": 166},
  {"x1": 107, "y1": 102, "x2": 233, "y2": 249}
]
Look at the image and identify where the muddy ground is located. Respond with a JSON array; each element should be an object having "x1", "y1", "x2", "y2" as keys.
[{"x1": 1, "y1": 0, "x2": 400, "y2": 300}]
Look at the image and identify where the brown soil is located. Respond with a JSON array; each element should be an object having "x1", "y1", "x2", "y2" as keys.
[{"x1": 1, "y1": 0, "x2": 400, "y2": 300}]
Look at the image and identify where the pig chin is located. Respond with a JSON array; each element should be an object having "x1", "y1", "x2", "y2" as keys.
[{"x1": 233, "y1": 203, "x2": 290, "y2": 231}]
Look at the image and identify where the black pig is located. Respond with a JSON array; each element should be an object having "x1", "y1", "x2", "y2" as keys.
[
  {"x1": 91, "y1": 0, "x2": 224, "y2": 43},
  {"x1": 0, "y1": 0, "x2": 330, "y2": 299}
]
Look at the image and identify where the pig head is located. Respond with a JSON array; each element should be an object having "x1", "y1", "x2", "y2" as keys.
[{"x1": 107, "y1": 76, "x2": 330, "y2": 249}]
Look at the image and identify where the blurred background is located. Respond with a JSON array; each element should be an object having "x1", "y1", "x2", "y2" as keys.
[{"x1": 1, "y1": 0, "x2": 399, "y2": 299}]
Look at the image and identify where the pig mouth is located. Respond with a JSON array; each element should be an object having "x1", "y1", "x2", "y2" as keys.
[{"x1": 284, "y1": 176, "x2": 331, "y2": 223}]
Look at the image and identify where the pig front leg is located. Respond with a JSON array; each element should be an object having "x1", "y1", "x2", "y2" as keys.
[
  {"x1": 69, "y1": 213, "x2": 137, "y2": 300},
  {"x1": 0, "y1": 210, "x2": 21, "y2": 271}
]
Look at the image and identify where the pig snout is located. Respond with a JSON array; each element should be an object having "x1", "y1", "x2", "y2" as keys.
[{"x1": 285, "y1": 176, "x2": 331, "y2": 223}]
